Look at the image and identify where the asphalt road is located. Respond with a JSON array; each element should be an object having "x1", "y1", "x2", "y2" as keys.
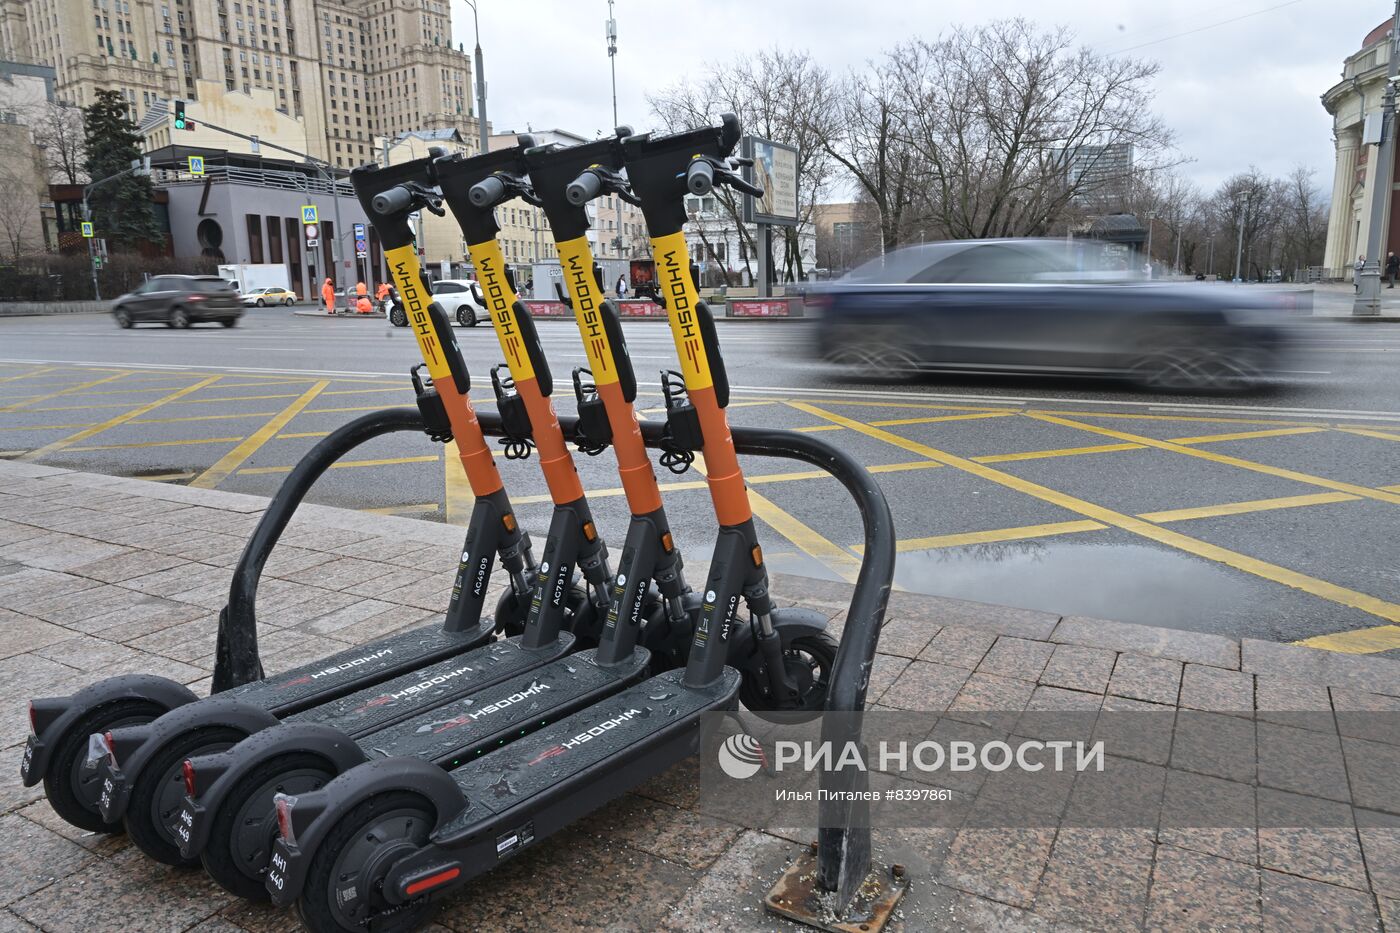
[{"x1": 2, "y1": 306, "x2": 1399, "y2": 656}]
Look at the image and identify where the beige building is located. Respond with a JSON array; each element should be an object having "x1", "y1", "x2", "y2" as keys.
[
  {"x1": 1321, "y1": 18, "x2": 1399, "y2": 274},
  {"x1": 0, "y1": 61, "x2": 56, "y2": 256},
  {"x1": 0, "y1": 0, "x2": 482, "y2": 169}
]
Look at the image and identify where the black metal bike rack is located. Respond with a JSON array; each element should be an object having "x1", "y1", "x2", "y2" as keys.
[{"x1": 210, "y1": 405, "x2": 896, "y2": 920}]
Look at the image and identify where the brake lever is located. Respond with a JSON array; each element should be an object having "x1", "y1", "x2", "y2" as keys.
[{"x1": 718, "y1": 168, "x2": 763, "y2": 199}]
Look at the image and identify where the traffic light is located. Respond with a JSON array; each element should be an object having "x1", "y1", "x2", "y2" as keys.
[{"x1": 173, "y1": 100, "x2": 187, "y2": 130}]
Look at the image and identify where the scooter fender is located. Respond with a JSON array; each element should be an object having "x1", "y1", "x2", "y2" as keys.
[
  {"x1": 95, "y1": 697, "x2": 279, "y2": 823},
  {"x1": 725, "y1": 607, "x2": 829, "y2": 664},
  {"x1": 20, "y1": 675, "x2": 199, "y2": 787},
  {"x1": 265, "y1": 757, "x2": 467, "y2": 906},
  {"x1": 176, "y1": 722, "x2": 370, "y2": 859}
]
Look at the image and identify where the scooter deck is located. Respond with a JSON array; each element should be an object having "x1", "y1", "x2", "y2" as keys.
[
  {"x1": 95, "y1": 630, "x2": 574, "y2": 824},
  {"x1": 282, "y1": 635, "x2": 580, "y2": 739},
  {"x1": 175, "y1": 649, "x2": 650, "y2": 861},
  {"x1": 221, "y1": 619, "x2": 497, "y2": 716}
]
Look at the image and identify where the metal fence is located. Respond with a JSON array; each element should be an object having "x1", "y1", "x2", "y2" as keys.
[{"x1": 152, "y1": 165, "x2": 353, "y2": 198}]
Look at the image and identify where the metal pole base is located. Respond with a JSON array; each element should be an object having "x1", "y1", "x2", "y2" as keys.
[{"x1": 765, "y1": 848, "x2": 909, "y2": 933}]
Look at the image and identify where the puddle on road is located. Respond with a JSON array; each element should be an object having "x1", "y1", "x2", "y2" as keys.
[{"x1": 895, "y1": 539, "x2": 1250, "y2": 629}]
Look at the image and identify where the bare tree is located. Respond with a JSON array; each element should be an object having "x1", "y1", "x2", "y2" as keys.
[
  {"x1": 27, "y1": 99, "x2": 87, "y2": 185},
  {"x1": 650, "y1": 48, "x2": 842, "y2": 283}
]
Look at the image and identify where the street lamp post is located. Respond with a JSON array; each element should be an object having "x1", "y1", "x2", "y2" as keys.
[
  {"x1": 462, "y1": 0, "x2": 489, "y2": 156},
  {"x1": 1355, "y1": 0, "x2": 1400, "y2": 315},
  {"x1": 607, "y1": 1, "x2": 619, "y2": 129},
  {"x1": 1234, "y1": 205, "x2": 1247, "y2": 282}
]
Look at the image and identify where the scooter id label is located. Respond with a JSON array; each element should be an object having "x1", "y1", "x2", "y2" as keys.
[{"x1": 19, "y1": 736, "x2": 37, "y2": 783}]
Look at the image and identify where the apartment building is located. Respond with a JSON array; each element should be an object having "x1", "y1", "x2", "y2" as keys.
[{"x1": 0, "y1": 0, "x2": 481, "y2": 167}]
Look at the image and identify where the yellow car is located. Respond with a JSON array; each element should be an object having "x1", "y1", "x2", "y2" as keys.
[{"x1": 241, "y1": 286, "x2": 299, "y2": 307}]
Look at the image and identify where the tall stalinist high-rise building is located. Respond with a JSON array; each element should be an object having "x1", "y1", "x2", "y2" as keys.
[{"x1": 0, "y1": 0, "x2": 482, "y2": 166}]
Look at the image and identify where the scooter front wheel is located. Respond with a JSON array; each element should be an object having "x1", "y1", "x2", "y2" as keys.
[
  {"x1": 296, "y1": 791, "x2": 436, "y2": 933},
  {"x1": 737, "y1": 622, "x2": 838, "y2": 716}
]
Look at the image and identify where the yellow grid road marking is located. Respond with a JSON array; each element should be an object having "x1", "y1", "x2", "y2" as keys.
[
  {"x1": 18, "y1": 376, "x2": 222, "y2": 461},
  {"x1": 129, "y1": 411, "x2": 280, "y2": 425},
  {"x1": 1137, "y1": 492, "x2": 1360, "y2": 523},
  {"x1": 239, "y1": 454, "x2": 439, "y2": 476},
  {"x1": 1030, "y1": 412, "x2": 1400, "y2": 508},
  {"x1": 0, "y1": 422, "x2": 99, "y2": 432},
  {"x1": 136, "y1": 471, "x2": 197, "y2": 482},
  {"x1": 66, "y1": 436, "x2": 245, "y2": 452},
  {"x1": 891, "y1": 520, "x2": 1105, "y2": 552},
  {"x1": 0, "y1": 365, "x2": 56, "y2": 384},
  {"x1": 189, "y1": 381, "x2": 329, "y2": 488},
  {"x1": 364, "y1": 502, "x2": 440, "y2": 516},
  {"x1": 1, "y1": 371, "x2": 133, "y2": 413},
  {"x1": 792, "y1": 401, "x2": 1400, "y2": 641},
  {"x1": 1294, "y1": 627, "x2": 1400, "y2": 653},
  {"x1": 169, "y1": 392, "x2": 302, "y2": 405},
  {"x1": 276, "y1": 431, "x2": 331, "y2": 439},
  {"x1": 974, "y1": 442, "x2": 1144, "y2": 464},
  {"x1": 303, "y1": 405, "x2": 385, "y2": 414},
  {"x1": 1339, "y1": 426, "x2": 1400, "y2": 443},
  {"x1": 1168, "y1": 426, "x2": 1326, "y2": 445},
  {"x1": 444, "y1": 440, "x2": 474, "y2": 524}
]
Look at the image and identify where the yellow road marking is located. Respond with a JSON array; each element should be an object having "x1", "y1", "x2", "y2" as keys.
[
  {"x1": 795, "y1": 424, "x2": 845, "y2": 433},
  {"x1": 694, "y1": 452, "x2": 861, "y2": 583},
  {"x1": 1030, "y1": 412, "x2": 1400, "y2": 507},
  {"x1": 444, "y1": 440, "x2": 474, "y2": 524},
  {"x1": 0, "y1": 370, "x2": 133, "y2": 413},
  {"x1": 321, "y1": 386, "x2": 416, "y2": 397},
  {"x1": 1339, "y1": 426, "x2": 1400, "y2": 443},
  {"x1": 1381, "y1": 483, "x2": 1400, "y2": 493},
  {"x1": 1137, "y1": 492, "x2": 1360, "y2": 524},
  {"x1": 364, "y1": 502, "x2": 441, "y2": 516},
  {"x1": 170, "y1": 392, "x2": 302, "y2": 405},
  {"x1": 1294, "y1": 627, "x2": 1400, "y2": 653},
  {"x1": 1168, "y1": 426, "x2": 1326, "y2": 445},
  {"x1": 19, "y1": 376, "x2": 222, "y2": 461},
  {"x1": 0, "y1": 450, "x2": 25, "y2": 458},
  {"x1": 792, "y1": 401, "x2": 1400, "y2": 638},
  {"x1": 135, "y1": 471, "x2": 196, "y2": 483},
  {"x1": 239, "y1": 455, "x2": 440, "y2": 476},
  {"x1": 189, "y1": 381, "x2": 329, "y2": 488},
  {"x1": 130, "y1": 411, "x2": 280, "y2": 425},
  {"x1": 0, "y1": 365, "x2": 56, "y2": 384},
  {"x1": 303, "y1": 405, "x2": 385, "y2": 414},
  {"x1": 66, "y1": 436, "x2": 245, "y2": 452},
  {"x1": 891, "y1": 520, "x2": 1105, "y2": 552},
  {"x1": 795, "y1": 411, "x2": 1017, "y2": 434},
  {"x1": 0, "y1": 422, "x2": 99, "y2": 432},
  {"x1": 974, "y1": 442, "x2": 1144, "y2": 464},
  {"x1": 276, "y1": 431, "x2": 331, "y2": 439}
]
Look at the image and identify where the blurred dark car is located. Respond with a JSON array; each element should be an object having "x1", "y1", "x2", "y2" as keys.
[
  {"x1": 806, "y1": 240, "x2": 1298, "y2": 391},
  {"x1": 112, "y1": 275, "x2": 243, "y2": 329}
]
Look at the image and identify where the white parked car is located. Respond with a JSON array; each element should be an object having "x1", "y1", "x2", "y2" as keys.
[{"x1": 382, "y1": 279, "x2": 488, "y2": 328}]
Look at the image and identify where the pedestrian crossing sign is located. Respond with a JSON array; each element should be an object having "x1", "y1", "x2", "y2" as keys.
[
  {"x1": 188, "y1": 156, "x2": 204, "y2": 176},
  {"x1": 302, "y1": 205, "x2": 318, "y2": 225},
  {"x1": 81, "y1": 222, "x2": 94, "y2": 238}
]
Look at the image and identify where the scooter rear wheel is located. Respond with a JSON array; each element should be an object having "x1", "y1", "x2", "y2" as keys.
[
  {"x1": 41, "y1": 699, "x2": 167, "y2": 832},
  {"x1": 202, "y1": 752, "x2": 336, "y2": 899},
  {"x1": 493, "y1": 581, "x2": 591, "y2": 642},
  {"x1": 296, "y1": 791, "x2": 436, "y2": 933},
  {"x1": 125, "y1": 726, "x2": 245, "y2": 866}
]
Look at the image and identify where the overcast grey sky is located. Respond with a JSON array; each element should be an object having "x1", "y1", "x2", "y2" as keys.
[{"x1": 453, "y1": 0, "x2": 1378, "y2": 200}]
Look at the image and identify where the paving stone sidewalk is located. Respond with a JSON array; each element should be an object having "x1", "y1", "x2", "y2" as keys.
[{"x1": 1, "y1": 458, "x2": 1399, "y2": 932}]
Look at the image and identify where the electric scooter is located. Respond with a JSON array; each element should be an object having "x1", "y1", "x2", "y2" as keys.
[
  {"x1": 616, "y1": 115, "x2": 838, "y2": 711},
  {"x1": 47, "y1": 153, "x2": 611, "y2": 868},
  {"x1": 165, "y1": 147, "x2": 645, "y2": 899}
]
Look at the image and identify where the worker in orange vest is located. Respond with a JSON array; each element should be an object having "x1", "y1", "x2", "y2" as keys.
[
  {"x1": 356, "y1": 281, "x2": 367, "y2": 298},
  {"x1": 356, "y1": 294, "x2": 372, "y2": 314},
  {"x1": 375, "y1": 282, "x2": 390, "y2": 301},
  {"x1": 321, "y1": 277, "x2": 335, "y2": 315}
]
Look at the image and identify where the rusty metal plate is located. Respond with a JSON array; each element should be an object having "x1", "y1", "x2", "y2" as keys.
[{"x1": 764, "y1": 851, "x2": 909, "y2": 933}]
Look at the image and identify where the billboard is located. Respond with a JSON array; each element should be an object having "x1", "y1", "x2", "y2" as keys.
[{"x1": 742, "y1": 137, "x2": 799, "y2": 226}]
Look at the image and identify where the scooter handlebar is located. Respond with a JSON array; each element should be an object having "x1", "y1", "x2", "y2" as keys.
[
  {"x1": 565, "y1": 169, "x2": 603, "y2": 207},
  {"x1": 685, "y1": 159, "x2": 714, "y2": 196},
  {"x1": 372, "y1": 185, "x2": 413, "y2": 215},
  {"x1": 468, "y1": 175, "x2": 506, "y2": 209}
]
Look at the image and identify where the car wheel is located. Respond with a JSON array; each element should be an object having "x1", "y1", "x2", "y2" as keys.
[
  {"x1": 389, "y1": 305, "x2": 408, "y2": 327},
  {"x1": 221, "y1": 318, "x2": 238, "y2": 328},
  {"x1": 255, "y1": 298, "x2": 266, "y2": 307},
  {"x1": 456, "y1": 305, "x2": 477, "y2": 327},
  {"x1": 1128, "y1": 331, "x2": 1259, "y2": 393},
  {"x1": 114, "y1": 308, "x2": 132, "y2": 329},
  {"x1": 285, "y1": 298, "x2": 295, "y2": 306},
  {"x1": 168, "y1": 306, "x2": 190, "y2": 329}
]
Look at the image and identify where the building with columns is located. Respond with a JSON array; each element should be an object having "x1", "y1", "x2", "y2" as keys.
[{"x1": 1322, "y1": 18, "x2": 1399, "y2": 276}]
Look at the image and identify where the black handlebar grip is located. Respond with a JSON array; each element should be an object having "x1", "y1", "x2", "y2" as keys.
[
  {"x1": 468, "y1": 175, "x2": 506, "y2": 208},
  {"x1": 686, "y1": 159, "x2": 714, "y2": 196},
  {"x1": 372, "y1": 185, "x2": 413, "y2": 215},
  {"x1": 566, "y1": 170, "x2": 603, "y2": 207}
]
